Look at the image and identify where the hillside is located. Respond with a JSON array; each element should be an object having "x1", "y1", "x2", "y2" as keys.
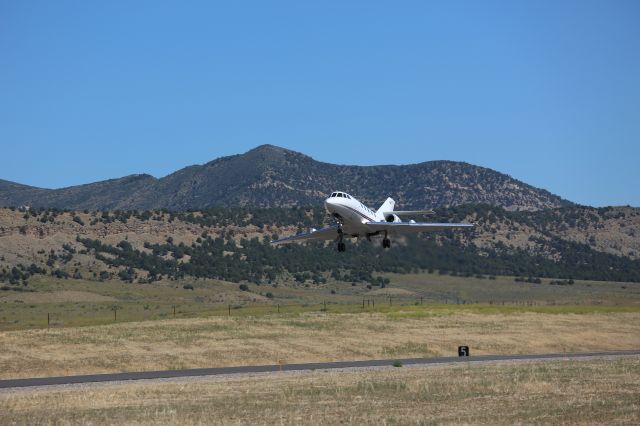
[
  {"x1": 0, "y1": 145, "x2": 570, "y2": 211},
  {"x1": 1, "y1": 205, "x2": 639, "y2": 288}
]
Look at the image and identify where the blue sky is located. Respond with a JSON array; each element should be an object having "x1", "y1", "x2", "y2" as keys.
[{"x1": 1, "y1": 1, "x2": 639, "y2": 206}]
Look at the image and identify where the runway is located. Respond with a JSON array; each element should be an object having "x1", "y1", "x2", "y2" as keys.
[{"x1": 1, "y1": 350, "x2": 638, "y2": 389}]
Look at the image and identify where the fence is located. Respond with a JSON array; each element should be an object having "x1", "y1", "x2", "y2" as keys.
[{"x1": 0, "y1": 296, "x2": 574, "y2": 332}]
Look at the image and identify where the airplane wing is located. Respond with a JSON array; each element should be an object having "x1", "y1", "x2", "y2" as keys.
[
  {"x1": 382, "y1": 210, "x2": 435, "y2": 216},
  {"x1": 270, "y1": 225, "x2": 341, "y2": 245},
  {"x1": 365, "y1": 222, "x2": 474, "y2": 234}
]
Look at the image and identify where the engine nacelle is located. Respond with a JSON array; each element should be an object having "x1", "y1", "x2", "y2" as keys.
[{"x1": 385, "y1": 214, "x2": 401, "y2": 223}]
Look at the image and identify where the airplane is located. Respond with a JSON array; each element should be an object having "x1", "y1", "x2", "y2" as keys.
[{"x1": 271, "y1": 191, "x2": 473, "y2": 252}]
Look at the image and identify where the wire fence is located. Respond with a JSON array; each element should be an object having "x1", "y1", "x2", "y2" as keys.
[{"x1": 0, "y1": 296, "x2": 588, "y2": 331}]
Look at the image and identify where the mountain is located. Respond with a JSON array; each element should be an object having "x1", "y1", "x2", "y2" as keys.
[
  {"x1": 0, "y1": 175, "x2": 156, "y2": 211},
  {"x1": 1, "y1": 204, "x2": 639, "y2": 286},
  {"x1": 0, "y1": 145, "x2": 571, "y2": 211}
]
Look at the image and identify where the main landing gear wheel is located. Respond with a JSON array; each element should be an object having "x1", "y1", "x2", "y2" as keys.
[
  {"x1": 337, "y1": 242, "x2": 346, "y2": 252},
  {"x1": 382, "y1": 237, "x2": 391, "y2": 249}
]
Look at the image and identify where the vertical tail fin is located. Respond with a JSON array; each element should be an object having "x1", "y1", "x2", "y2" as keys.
[{"x1": 376, "y1": 197, "x2": 395, "y2": 220}]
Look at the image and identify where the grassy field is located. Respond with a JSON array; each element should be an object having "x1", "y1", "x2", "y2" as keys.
[
  {"x1": 1, "y1": 306, "x2": 638, "y2": 379},
  {"x1": 1, "y1": 272, "x2": 638, "y2": 331},
  {"x1": 2, "y1": 358, "x2": 638, "y2": 424},
  {"x1": 1, "y1": 272, "x2": 638, "y2": 381},
  {"x1": 1, "y1": 273, "x2": 638, "y2": 423},
  {"x1": 385, "y1": 272, "x2": 640, "y2": 305}
]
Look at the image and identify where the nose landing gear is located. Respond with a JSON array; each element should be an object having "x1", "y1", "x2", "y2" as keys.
[{"x1": 336, "y1": 227, "x2": 346, "y2": 252}]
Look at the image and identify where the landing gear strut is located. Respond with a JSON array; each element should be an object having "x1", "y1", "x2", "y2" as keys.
[
  {"x1": 337, "y1": 227, "x2": 346, "y2": 252},
  {"x1": 382, "y1": 231, "x2": 391, "y2": 249}
]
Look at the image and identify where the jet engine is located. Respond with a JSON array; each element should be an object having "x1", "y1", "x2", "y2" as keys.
[{"x1": 385, "y1": 214, "x2": 401, "y2": 223}]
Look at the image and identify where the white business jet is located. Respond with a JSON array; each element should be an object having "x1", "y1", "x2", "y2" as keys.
[{"x1": 271, "y1": 191, "x2": 473, "y2": 252}]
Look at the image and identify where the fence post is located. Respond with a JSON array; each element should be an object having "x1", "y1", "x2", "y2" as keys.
[
  {"x1": 47, "y1": 313, "x2": 50, "y2": 329},
  {"x1": 111, "y1": 305, "x2": 120, "y2": 322},
  {"x1": 278, "y1": 304, "x2": 280, "y2": 314},
  {"x1": 228, "y1": 305, "x2": 231, "y2": 316},
  {"x1": 362, "y1": 299, "x2": 365, "y2": 309},
  {"x1": 420, "y1": 296, "x2": 423, "y2": 305}
]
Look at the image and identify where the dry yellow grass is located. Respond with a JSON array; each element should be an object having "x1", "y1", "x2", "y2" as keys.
[
  {"x1": 2, "y1": 358, "x2": 638, "y2": 424},
  {"x1": 1, "y1": 310, "x2": 638, "y2": 380}
]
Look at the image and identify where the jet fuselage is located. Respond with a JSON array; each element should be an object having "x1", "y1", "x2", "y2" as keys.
[{"x1": 324, "y1": 191, "x2": 385, "y2": 237}]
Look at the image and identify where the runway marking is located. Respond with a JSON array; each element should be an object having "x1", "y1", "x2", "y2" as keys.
[{"x1": 1, "y1": 350, "x2": 638, "y2": 389}]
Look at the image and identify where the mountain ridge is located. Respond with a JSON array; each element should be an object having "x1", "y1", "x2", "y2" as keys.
[{"x1": 1, "y1": 145, "x2": 572, "y2": 211}]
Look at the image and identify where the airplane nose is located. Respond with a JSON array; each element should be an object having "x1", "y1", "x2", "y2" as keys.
[{"x1": 324, "y1": 197, "x2": 335, "y2": 210}]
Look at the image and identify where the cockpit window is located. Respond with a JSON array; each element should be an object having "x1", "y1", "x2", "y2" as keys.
[
  {"x1": 331, "y1": 193, "x2": 336, "y2": 197},
  {"x1": 337, "y1": 193, "x2": 343, "y2": 197}
]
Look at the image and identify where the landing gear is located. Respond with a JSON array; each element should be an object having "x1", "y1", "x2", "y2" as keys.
[
  {"x1": 382, "y1": 231, "x2": 391, "y2": 249},
  {"x1": 337, "y1": 227, "x2": 346, "y2": 252}
]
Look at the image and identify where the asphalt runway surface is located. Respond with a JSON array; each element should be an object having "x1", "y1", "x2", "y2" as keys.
[{"x1": 1, "y1": 350, "x2": 638, "y2": 390}]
